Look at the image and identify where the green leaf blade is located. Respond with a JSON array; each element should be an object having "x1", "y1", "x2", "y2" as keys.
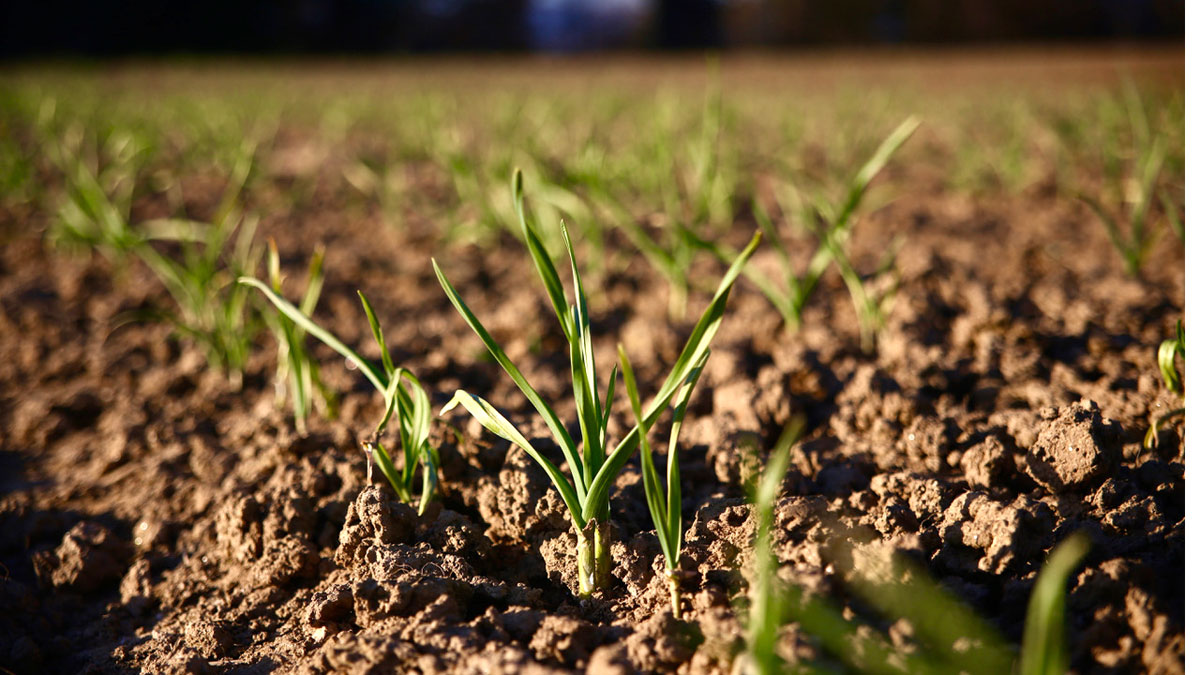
[
  {"x1": 431, "y1": 258, "x2": 588, "y2": 495},
  {"x1": 441, "y1": 390, "x2": 585, "y2": 531},
  {"x1": 358, "y1": 291, "x2": 396, "y2": 376},
  {"x1": 239, "y1": 276, "x2": 387, "y2": 393}
]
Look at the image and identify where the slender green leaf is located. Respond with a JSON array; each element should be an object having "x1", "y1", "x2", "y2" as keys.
[
  {"x1": 561, "y1": 222, "x2": 605, "y2": 478},
  {"x1": 401, "y1": 369, "x2": 433, "y2": 451},
  {"x1": 440, "y1": 390, "x2": 584, "y2": 530},
  {"x1": 238, "y1": 277, "x2": 387, "y2": 393},
  {"x1": 743, "y1": 419, "x2": 803, "y2": 675},
  {"x1": 431, "y1": 259, "x2": 587, "y2": 495},
  {"x1": 1019, "y1": 532, "x2": 1090, "y2": 675},
  {"x1": 512, "y1": 169, "x2": 571, "y2": 335},
  {"x1": 599, "y1": 363, "x2": 618, "y2": 449},
  {"x1": 841, "y1": 116, "x2": 920, "y2": 225},
  {"x1": 1158, "y1": 322, "x2": 1183, "y2": 395},
  {"x1": 300, "y1": 246, "x2": 326, "y2": 316},
  {"x1": 359, "y1": 291, "x2": 396, "y2": 376},
  {"x1": 666, "y1": 351, "x2": 707, "y2": 556},
  {"x1": 1080, "y1": 194, "x2": 1126, "y2": 247},
  {"x1": 366, "y1": 440, "x2": 410, "y2": 502},
  {"x1": 417, "y1": 441, "x2": 439, "y2": 516},
  {"x1": 618, "y1": 345, "x2": 674, "y2": 568},
  {"x1": 376, "y1": 367, "x2": 405, "y2": 435}
]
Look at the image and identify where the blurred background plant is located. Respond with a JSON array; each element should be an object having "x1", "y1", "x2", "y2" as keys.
[{"x1": 48, "y1": 123, "x2": 264, "y2": 386}]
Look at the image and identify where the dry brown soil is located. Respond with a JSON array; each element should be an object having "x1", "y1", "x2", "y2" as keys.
[{"x1": 0, "y1": 58, "x2": 1185, "y2": 675}]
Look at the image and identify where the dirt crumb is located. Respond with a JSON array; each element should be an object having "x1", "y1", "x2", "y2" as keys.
[
  {"x1": 960, "y1": 435, "x2": 1014, "y2": 490},
  {"x1": 32, "y1": 522, "x2": 129, "y2": 593},
  {"x1": 1026, "y1": 400, "x2": 1122, "y2": 493}
]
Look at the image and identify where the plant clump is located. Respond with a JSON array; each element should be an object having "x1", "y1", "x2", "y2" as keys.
[{"x1": 435, "y1": 168, "x2": 759, "y2": 597}]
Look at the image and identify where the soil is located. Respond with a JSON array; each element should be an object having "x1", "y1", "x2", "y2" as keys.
[{"x1": 0, "y1": 60, "x2": 1185, "y2": 673}]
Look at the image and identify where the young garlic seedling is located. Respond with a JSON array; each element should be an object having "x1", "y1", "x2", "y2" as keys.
[
  {"x1": 1145, "y1": 320, "x2": 1184, "y2": 448},
  {"x1": 619, "y1": 344, "x2": 707, "y2": 618},
  {"x1": 261, "y1": 240, "x2": 337, "y2": 434},
  {"x1": 52, "y1": 134, "x2": 263, "y2": 384},
  {"x1": 695, "y1": 116, "x2": 918, "y2": 352},
  {"x1": 1080, "y1": 137, "x2": 1166, "y2": 279},
  {"x1": 434, "y1": 169, "x2": 759, "y2": 597},
  {"x1": 239, "y1": 277, "x2": 439, "y2": 514}
]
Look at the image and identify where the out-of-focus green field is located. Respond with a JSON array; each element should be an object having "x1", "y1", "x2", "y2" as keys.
[
  {"x1": 2, "y1": 49, "x2": 1182, "y2": 228},
  {"x1": 0, "y1": 48, "x2": 1182, "y2": 372}
]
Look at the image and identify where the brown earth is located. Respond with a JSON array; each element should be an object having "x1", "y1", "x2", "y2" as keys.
[{"x1": 0, "y1": 68, "x2": 1185, "y2": 675}]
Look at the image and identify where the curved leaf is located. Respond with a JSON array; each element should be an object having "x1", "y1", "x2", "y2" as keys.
[
  {"x1": 239, "y1": 277, "x2": 387, "y2": 393},
  {"x1": 432, "y1": 259, "x2": 587, "y2": 495},
  {"x1": 441, "y1": 390, "x2": 584, "y2": 531}
]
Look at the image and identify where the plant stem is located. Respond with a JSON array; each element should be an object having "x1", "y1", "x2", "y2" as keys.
[
  {"x1": 667, "y1": 570, "x2": 682, "y2": 618},
  {"x1": 594, "y1": 520, "x2": 612, "y2": 591},
  {"x1": 577, "y1": 520, "x2": 613, "y2": 597},
  {"x1": 577, "y1": 521, "x2": 597, "y2": 597}
]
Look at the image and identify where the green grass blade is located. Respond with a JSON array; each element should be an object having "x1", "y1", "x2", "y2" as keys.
[
  {"x1": 285, "y1": 326, "x2": 311, "y2": 429},
  {"x1": 417, "y1": 442, "x2": 439, "y2": 516},
  {"x1": 1019, "y1": 532, "x2": 1090, "y2": 675},
  {"x1": 375, "y1": 368, "x2": 405, "y2": 436},
  {"x1": 358, "y1": 291, "x2": 396, "y2": 376},
  {"x1": 212, "y1": 141, "x2": 255, "y2": 229},
  {"x1": 1080, "y1": 194, "x2": 1134, "y2": 274},
  {"x1": 820, "y1": 225, "x2": 883, "y2": 352},
  {"x1": 266, "y1": 239, "x2": 313, "y2": 428},
  {"x1": 787, "y1": 587, "x2": 943, "y2": 675},
  {"x1": 752, "y1": 196, "x2": 803, "y2": 301},
  {"x1": 1144, "y1": 407, "x2": 1185, "y2": 448},
  {"x1": 139, "y1": 219, "x2": 214, "y2": 243},
  {"x1": 620, "y1": 220, "x2": 680, "y2": 286},
  {"x1": 840, "y1": 543, "x2": 1014, "y2": 674},
  {"x1": 567, "y1": 306, "x2": 601, "y2": 484},
  {"x1": 653, "y1": 231, "x2": 759, "y2": 409},
  {"x1": 618, "y1": 345, "x2": 673, "y2": 567},
  {"x1": 401, "y1": 370, "x2": 433, "y2": 449},
  {"x1": 686, "y1": 228, "x2": 798, "y2": 329},
  {"x1": 789, "y1": 118, "x2": 918, "y2": 316},
  {"x1": 666, "y1": 350, "x2": 707, "y2": 557},
  {"x1": 755, "y1": 423, "x2": 795, "y2": 514},
  {"x1": 841, "y1": 116, "x2": 920, "y2": 226},
  {"x1": 366, "y1": 440, "x2": 411, "y2": 502},
  {"x1": 300, "y1": 246, "x2": 326, "y2": 316},
  {"x1": 441, "y1": 390, "x2": 584, "y2": 530},
  {"x1": 561, "y1": 222, "x2": 605, "y2": 478},
  {"x1": 238, "y1": 277, "x2": 387, "y2": 393},
  {"x1": 268, "y1": 239, "x2": 284, "y2": 291},
  {"x1": 1130, "y1": 137, "x2": 1165, "y2": 254},
  {"x1": 390, "y1": 370, "x2": 434, "y2": 513},
  {"x1": 743, "y1": 420, "x2": 802, "y2": 675},
  {"x1": 599, "y1": 363, "x2": 618, "y2": 449},
  {"x1": 1158, "y1": 325, "x2": 1183, "y2": 395},
  {"x1": 432, "y1": 258, "x2": 587, "y2": 495},
  {"x1": 1121, "y1": 77, "x2": 1151, "y2": 151},
  {"x1": 513, "y1": 169, "x2": 571, "y2": 335}
]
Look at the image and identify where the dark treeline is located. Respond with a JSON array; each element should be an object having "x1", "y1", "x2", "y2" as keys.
[{"x1": 0, "y1": 0, "x2": 1182, "y2": 58}]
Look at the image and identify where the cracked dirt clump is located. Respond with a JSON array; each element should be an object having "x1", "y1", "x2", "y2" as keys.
[
  {"x1": 32, "y1": 522, "x2": 130, "y2": 593},
  {"x1": 1026, "y1": 400, "x2": 1122, "y2": 493}
]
